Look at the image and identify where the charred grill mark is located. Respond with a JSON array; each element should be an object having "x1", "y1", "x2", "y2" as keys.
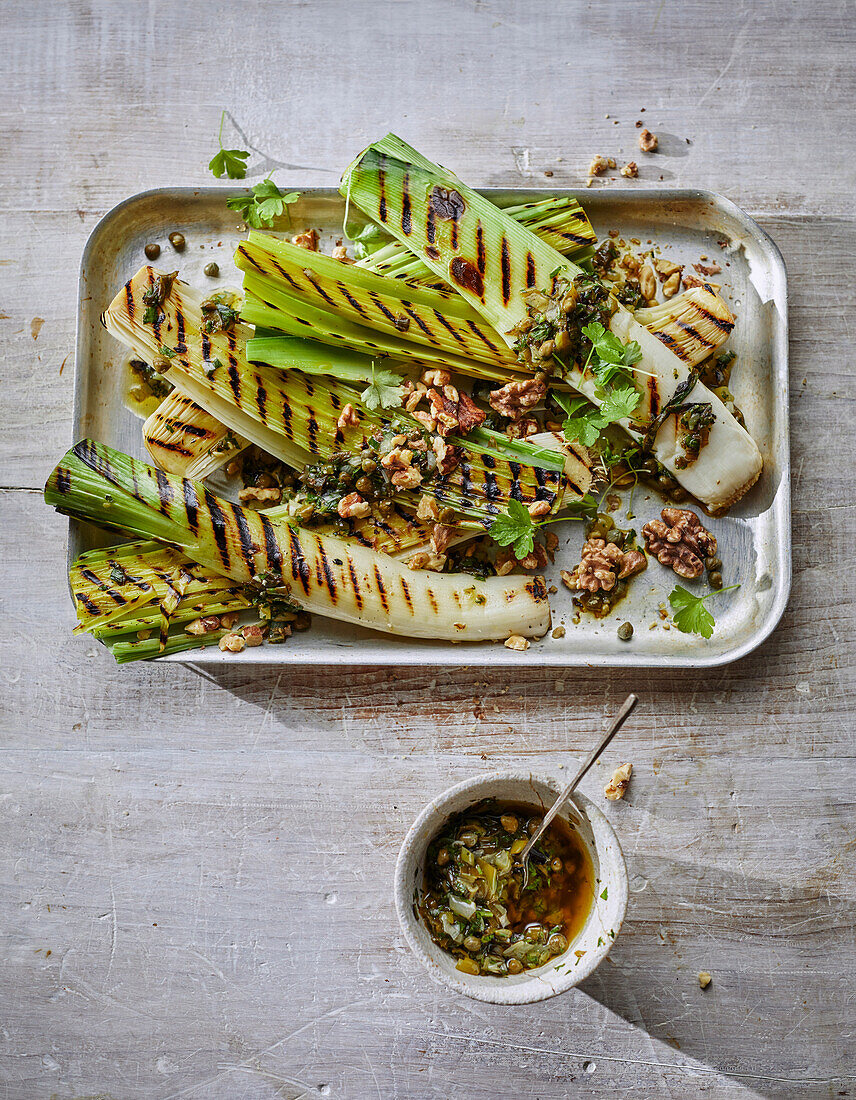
[
  {"x1": 288, "y1": 527, "x2": 311, "y2": 593},
  {"x1": 648, "y1": 373, "x2": 660, "y2": 417},
  {"x1": 304, "y1": 272, "x2": 337, "y2": 309},
  {"x1": 80, "y1": 568, "x2": 127, "y2": 605},
  {"x1": 201, "y1": 333, "x2": 211, "y2": 360},
  {"x1": 534, "y1": 467, "x2": 552, "y2": 500},
  {"x1": 401, "y1": 173, "x2": 412, "y2": 235},
  {"x1": 481, "y1": 453, "x2": 496, "y2": 469},
  {"x1": 329, "y1": 391, "x2": 341, "y2": 410},
  {"x1": 280, "y1": 394, "x2": 293, "y2": 437},
  {"x1": 304, "y1": 378, "x2": 315, "y2": 397},
  {"x1": 431, "y1": 308, "x2": 467, "y2": 348},
  {"x1": 56, "y1": 467, "x2": 71, "y2": 494},
  {"x1": 230, "y1": 503, "x2": 257, "y2": 575},
  {"x1": 509, "y1": 461, "x2": 523, "y2": 501},
  {"x1": 526, "y1": 576, "x2": 548, "y2": 601},
  {"x1": 653, "y1": 330, "x2": 683, "y2": 356},
  {"x1": 373, "y1": 565, "x2": 389, "y2": 612},
  {"x1": 400, "y1": 577, "x2": 413, "y2": 613},
  {"x1": 426, "y1": 245, "x2": 440, "y2": 261},
  {"x1": 151, "y1": 439, "x2": 193, "y2": 457},
  {"x1": 348, "y1": 557, "x2": 363, "y2": 609},
  {"x1": 256, "y1": 377, "x2": 268, "y2": 421},
  {"x1": 426, "y1": 588, "x2": 439, "y2": 615},
  {"x1": 307, "y1": 415, "x2": 319, "y2": 452},
  {"x1": 175, "y1": 309, "x2": 187, "y2": 352},
  {"x1": 260, "y1": 514, "x2": 284, "y2": 578},
  {"x1": 237, "y1": 245, "x2": 265, "y2": 272},
  {"x1": 270, "y1": 257, "x2": 300, "y2": 291},
  {"x1": 526, "y1": 253, "x2": 536, "y2": 288},
  {"x1": 154, "y1": 468, "x2": 174, "y2": 515},
  {"x1": 459, "y1": 459, "x2": 472, "y2": 498},
  {"x1": 369, "y1": 294, "x2": 400, "y2": 328},
  {"x1": 449, "y1": 258, "x2": 484, "y2": 299},
  {"x1": 378, "y1": 153, "x2": 388, "y2": 221},
  {"x1": 204, "y1": 490, "x2": 231, "y2": 570},
  {"x1": 339, "y1": 284, "x2": 369, "y2": 318},
  {"x1": 76, "y1": 593, "x2": 100, "y2": 615},
  {"x1": 483, "y1": 469, "x2": 500, "y2": 501},
  {"x1": 557, "y1": 230, "x2": 591, "y2": 247},
  {"x1": 426, "y1": 204, "x2": 436, "y2": 245},
  {"x1": 227, "y1": 364, "x2": 242, "y2": 402},
  {"x1": 450, "y1": 220, "x2": 458, "y2": 250},
  {"x1": 674, "y1": 319, "x2": 711, "y2": 347},
  {"x1": 183, "y1": 479, "x2": 200, "y2": 534},
  {"x1": 124, "y1": 280, "x2": 135, "y2": 320},
  {"x1": 476, "y1": 223, "x2": 486, "y2": 274},
  {"x1": 694, "y1": 302, "x2": 734, "y2": 334},
  {"x1": 465, "y1": 319, "x2": 501, "y2": 353},
  {"x1": 318, "y1": 545, "x2": 338, "y2": 601},
  {"x1": 500, "y1": 238, "x2": 511, "y2": 305}
]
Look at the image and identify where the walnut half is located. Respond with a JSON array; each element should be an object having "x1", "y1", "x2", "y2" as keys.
[
  {"x1": 604, "y1": 762, "x2": 633, "y2": 801},
  {"x1": 561, "y1": 538, "x2": 647, "y2": 594},
  {"x1": 642, "y1": 508, "x2": 716, "y2": 579}
]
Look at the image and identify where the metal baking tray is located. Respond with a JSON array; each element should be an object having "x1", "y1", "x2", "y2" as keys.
[{"x1": 71, "y1": 186, "x2": 789, "y2": 667}]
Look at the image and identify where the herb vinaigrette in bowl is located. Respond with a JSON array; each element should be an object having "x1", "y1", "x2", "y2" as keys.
[{"x1": 417, "y1": 801, "x2": 595, "y2": 977}]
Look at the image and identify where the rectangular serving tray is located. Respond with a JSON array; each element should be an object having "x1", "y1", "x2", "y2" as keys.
[{"x1": 71, "y1": 186, "x2": 790, "y2": 667}]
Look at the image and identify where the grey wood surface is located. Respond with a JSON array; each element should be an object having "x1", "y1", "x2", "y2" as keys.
[{"x1": 1, "y1": 1, "x2": 854, "y2": 1097}]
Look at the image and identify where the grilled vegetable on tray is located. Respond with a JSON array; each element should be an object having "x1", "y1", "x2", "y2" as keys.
[{"x1": 44, "y1": 132, "x2": 761, "y2": 660}]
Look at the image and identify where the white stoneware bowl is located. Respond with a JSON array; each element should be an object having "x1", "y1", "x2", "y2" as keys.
[{"x1": 395, "y1": 770, "x2": 628, "y2": 1004}]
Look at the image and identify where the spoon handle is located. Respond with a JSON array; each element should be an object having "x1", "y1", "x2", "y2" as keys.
[{"x1": 519, "y1": 693, "x2": 638, "y2": 864}]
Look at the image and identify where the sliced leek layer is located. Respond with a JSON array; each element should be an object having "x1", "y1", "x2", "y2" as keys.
[
  {"x1": 144, "y1": 391, "x2": 248, "y2": 477},
  {"x1": 341, "y1": 134, "x2": 762, "y2": 509},
  {"x1": 46, "y1": 440, "x2": 551, "y2": 643},
  {"x1": 635, "y1": 284, "x2": 735, "y2": 369}
]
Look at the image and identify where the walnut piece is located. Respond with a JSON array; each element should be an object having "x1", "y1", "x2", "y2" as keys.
[
  {"x1": 663, "y1": 271, "x2": 682, "y2": 298},
  {"x1": 506, "y1": 416, "x2": 539, "y2": 440},
  {"x1": 698, "y1": 971, "x2": 713, "y2": 989},
  {"x1": 241, "y1": 624, "x2": 266, "y2": 647},
  {"x1": 218, "y1": 633, "x2": 246, "y2": 653},
  {"x1": 185, "y1": 615, "x2": 221, "y2": 636},
  {"x1": 433, "y1": 436, "x2": 463, "y2": 476},
  {"x1": 561, "y1": 538, "x2": 647, "y2": 594},
  {"x1": 639, "y1": 264, "x2": 657, "y2": 302},
  {"x1": 331, "y1": 244, "x2": 351, "y2": 262},
  {"x1": 639, "y1": 129, "x2": 658, "y2": 152},
  {"x1": 293, "y1": 228, "x2": 319, "y2": 250},
  {"x1": 517, "y1": 541, "x2": 548, "y2": 571},
  {"x1": 694, "y1": 261, "x2": 722, "y2": 276},
  {"x1": 588, "y1": 155, "x2": 616, "y2": 176},
  {"x1": 654, "y1": 259, "x2": 682, "y2": 280},
  {"x1": 620, "y1": 161, "x2": 638, "y2": 178},
  {"x1": 527, "y1": 500, "x2": 551, "y2": 518},
  {"x1": 337, "y1": 403, "x2": 358, "y2": 430},
  {"x1": 337, "y1": 492, "x2": 371, "y2": 520},
  {"x1": 604, "y1": 762, "x2": 633, "y2": 801},
  {"x1": 488, "y1": 377, "x2": 547, "y2": 421},
  {"x1": 238, "y1": 486, "x2": 282, "y2": 507},
  {"x1": 504, "y1": 634, "x2": 530, "y2": 651},
  {"x1": 427, "y1": 387, "x2": 486, "y2": 437},
  {"x1": 407, "y1": 551, "x2": 447, "y2": 572},
  {"x1": 431, "y1": 523, "x2": 457, "y2": 555},
  {"x1": 642, "y1": 508, "x2": 716, "y2": 579}
]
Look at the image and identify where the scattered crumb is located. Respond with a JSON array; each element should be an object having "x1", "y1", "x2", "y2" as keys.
[
  {"x1": 694, "y1": 261, "x2": 722, "y2": 276},
  {"x1": 588, "y1": 155, "x2": 616, "y2": 177},
  {"x1": 620, "y1": 162, "x2": 638, "y2": 178},
  {"x1": 698, "y1": 971, "x2": 712, "y2": 989},
  {"x1": 544, "y1": 169, "x2": 554, "y2": 177},
  {"x1": 639, "y1": 129, "x2": 658, "y2": 153},
  {"x1": 504, "y1": 634, "x2": 530, "y2": 651},
  {"x1": 604, "y1": 763, "x2": 633, "y2": 801},
  {"x1": 551, "y1": 626, "x2": 566, "y2": 639}
]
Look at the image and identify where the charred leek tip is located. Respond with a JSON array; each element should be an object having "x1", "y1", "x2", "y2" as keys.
[{"x1": 46, "y1": 439, "x2": 551, "y2": 643}]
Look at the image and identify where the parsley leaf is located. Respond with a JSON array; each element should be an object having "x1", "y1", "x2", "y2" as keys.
[
  {"x1": 226, "y1": 179, "x2": 300, "y2": 229},
  {"x1": 360, "y1": 363, "x2": 405, "y2": 412},
  {"x1": 600, "y1": 886, "x2": 608, "y2": 900},
  {"x1": 208, "y1": 111, "x2": 250, "y2": 180},
  {"x1": 489, "y1": 498, "x2": 535, "y2": 559},
  {"x1": 669, "y1": 583, "x2": 740, "y2": 639},
  {"x1": 599, "y1": 385, "x2": 641, "y2": 422}
]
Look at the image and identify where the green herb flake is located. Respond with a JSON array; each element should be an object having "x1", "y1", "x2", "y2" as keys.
[
  {"x1": 600, "y1": 886, "x2": 608, "y2": 900},
  {"x1": 159, "y1": 345, "x2": 178, "y2": 359},
  {"x1": 143, "y1": 306, "x2": 158, "y2": 325},
  {"x1": 668, "y1": 583, "x2": 741, "y2": 639}
]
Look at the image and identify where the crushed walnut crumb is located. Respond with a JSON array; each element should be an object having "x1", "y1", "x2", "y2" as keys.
[
  {"x1": 698, "y1": 971, "x2": 713, "y2": 989},
  {"x1": 504, "y1": 634, "x2": 530, "y2": 651},
  {"x1": 639, "y1": 129, "x2": 658, "y2": 152},
  {"x1": 551, "y1": 625, "x2": 566, "y2": 639},
  {"x1": 337, "y1": 492, "x2": 371, "y2": 520},
  {"x1": 694, "y1": 261, "x2": 722, "y2": 276},
  {"x1": 238, "y1": 486, "x2": 282, "y2": 507},
  {"x1": 218, "y1": 633, "x2": 245, "y2": 653},
  {"x1": 604, "y1": 762, "x2": 633, "y2": 801},
  {"x1": 293, "y1": 228, "x2": 319, "y2": 250},
  {"x1": 620, "y1": 162, "x2": 638, "y2": 178},
  {"x1": 588, "y1": 155, "x2": 616, "y2": 177}
]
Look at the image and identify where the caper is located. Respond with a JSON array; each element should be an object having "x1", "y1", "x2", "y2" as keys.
[
  {"x1": 144, "y1": 242, "x2": 161, "y2": 260},
  {"x1": 456, "y1": 956, "x2": 480, "y2": 975},
  {"x1": 709, "y1": 571, "x2": 723, "y2": 589},
  {"x1": 670, "y1": 487, "x2": 688, "y2": 502},
  {"x1": 204, "y1": 261, "x2": 220, "y2": 278},
  {"x1": 554, "y1": 329, "x2": 571, "y2": 354},
  {"x1": 561, "y1": 294, "x2": 576, "y2": 313},
  {"x1": 538, "y1": 339, "x2": 555, "y2": 360},
  {"x1": 361, "y1": 458, "x2": 377, "y2": 473},
  {"x1": 500, "y1": 814, "x2": 519, "y2": 833},
  {"x1": 524, "y1": 923, "x2": 545, "y2": 944},
  {"x1": 643, "y1": 458, "x2": 659, "y2": 476},
  {"x1": 463, "y1": 935, "x2": 482, "y2": 953},
  {"x1": 293, "y1": 610, "x2": 312, "y2": 631},
  {"x1": 550, "y1": 857, "x2": 563, "y2": 873},
  {"x1": 588, "y1": 523, "x2": 606, "y2": 539},
  {"x1": 506, "y1": 957, "x2": 524, "y2": 975},
  {"x1": 706, "y1": 556, "x2": 722, "y2": 572},
  {"x1": 355, "y1": 476, "x2": 372, "y2": 495},
  {"x1": 618, "y1": 621, "x2": 634, "y2": 641},
  {"x1": 436, "y1": 846, "x2": 451, "y2": 867},
  {"x1": 606, "y1": 529, "x2": 623, "y2": 545},
  {"x1": 168, "y1": 231, "x2": 186, "y2": 251},
  {"x1": 685, "y1": 434, "x2": 700, "y2": 452},
  {"x1": 459, "y1": 829, "x2": 478, "y2": 848},
  {"x1": 527, "y1": 817, "x2": 542, "y2": 835},
  {"x1": 658, "y1": 474, "x2": 675, "y2": 490},
  {"x1": 547, "y1": 933, "x2": 568, "y2": 955},
  {"x1": 599, "y1": 514, "x2": 615, "y2": 532}
]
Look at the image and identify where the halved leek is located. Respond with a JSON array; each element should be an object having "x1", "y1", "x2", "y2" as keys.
[
  {"x1": 144, "y1": 391, "x2": 248, "y2": 477},
  {"x1": 634, "y1": 284, "x2": 734, "y2": 369},
  {"x1": 340, "y1": 134, "x2": 762, "y2": 510},
  {"x1": 46, "y1": 440, "x2": 551, "y2": 642}
]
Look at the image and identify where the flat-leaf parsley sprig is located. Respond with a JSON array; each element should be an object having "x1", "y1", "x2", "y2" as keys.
[
  {"x1": 360, "y1": 362, "x2": 406, "y2": 412},
  {"x1": 489, "y1": 496, "x2": 595, "y2": 559},
  {"x1": 669, "y1": 583, "x2": 740, "y2": 639},
  {"x1": 208, "y1": 110, "x2": 250, "y2": 180},
  {"x1": 226, "y1": 178, "x2": 300, "y2": 229}
]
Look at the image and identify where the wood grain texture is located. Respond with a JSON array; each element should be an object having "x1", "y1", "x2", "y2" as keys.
[{"x1": 0, "y1": 1, "x2": 854, "y2": 1097}]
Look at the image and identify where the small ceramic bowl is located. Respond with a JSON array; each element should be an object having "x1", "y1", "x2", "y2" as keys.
[{"x1": 394, "y1": 769, "x2": 628, "y2": 1004}]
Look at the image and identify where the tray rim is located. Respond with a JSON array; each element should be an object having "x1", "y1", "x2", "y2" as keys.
[{"x1": 70, "y1": 185, "x2": 791, "y2": 669}]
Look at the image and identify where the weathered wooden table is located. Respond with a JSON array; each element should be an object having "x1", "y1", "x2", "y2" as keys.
[{"x1": 1, "y1": 2, "x2": 854, "y2": 1097}]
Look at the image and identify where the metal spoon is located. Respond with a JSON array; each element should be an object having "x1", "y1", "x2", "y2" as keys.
[{"x1": 516, "y1": 693, "x2": 638, "y2": 888}]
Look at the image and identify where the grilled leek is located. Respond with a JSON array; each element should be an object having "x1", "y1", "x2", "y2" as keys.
[
  {"x1": 46, "y1": 440, "x2": 552, "y2": 642},
  {"x1": 144, "y1": 391, "x2": 248, "y2": 477},
  {"x1": 341, "y1": 134, "x2": 762, "y2": 510}
]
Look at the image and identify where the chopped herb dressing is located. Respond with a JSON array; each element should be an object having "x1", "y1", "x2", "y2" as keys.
[{"x1": 417, "y1": 801, "x2": 594, "y2": 978}]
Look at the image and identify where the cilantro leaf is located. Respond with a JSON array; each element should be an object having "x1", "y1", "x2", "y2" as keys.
[
  {"x1": 360, "y1": 363, "x2": 405, "y2": 412},
  {"x1": 600, "y1": 385, "x2": 641, "y2": 422},
  {"x1": 209, "y1": 112, "x2": 251, "y2": 179},
  {"x1": 209, "y1": 147, "x2": 250, "y2": 180},
  {"x1": 226, "y1": 179, "x2": 300, "y2": 229},
  {"x1": 669, "y1": 583, "x2": 740, "y2": 639},
  {"x1": 489, "y1": 498, "x2": 535, "y2": 559}
]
